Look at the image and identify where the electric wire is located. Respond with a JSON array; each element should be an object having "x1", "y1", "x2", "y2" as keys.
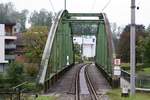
[
  {"x1": 101, "y1": 0, "x2": 111, "y2": 12},
  {"x1": 48, "y1": 0, "x2": 56, "y2": 16}
]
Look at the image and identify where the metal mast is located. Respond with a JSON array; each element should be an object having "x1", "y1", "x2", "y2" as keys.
[
  {"x1": 130, "y1": 0, "x2": 136, "y2": 95},
  {"x1": 64, "y1": 0, "x2": 66, "y2": 10}
]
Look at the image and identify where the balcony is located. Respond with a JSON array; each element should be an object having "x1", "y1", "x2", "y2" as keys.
[
  {"x1": 5, "y1": 44, "x2": 16, "y2": 50},
  {"x1": 5, "y1": 55, "x2": 15, "y2": 60},
  {"x1": 5, "y1": 32, "x2": 14, "y2": 36},
  {"x1": 5, "y1": 36, "x2": 17, "y2": 40},
  {"x1": 4, "y1": 32, "x2": 16, "y2": 40}
]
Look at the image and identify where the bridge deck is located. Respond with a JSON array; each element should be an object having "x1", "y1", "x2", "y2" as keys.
[{"x1": 45, "y1": 63, "x2": 110, "y2": 100}]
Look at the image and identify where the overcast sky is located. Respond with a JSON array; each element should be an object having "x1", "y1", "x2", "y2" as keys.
[{"x1": 1, "y1": 0, "x2": 150, "y2": 27}]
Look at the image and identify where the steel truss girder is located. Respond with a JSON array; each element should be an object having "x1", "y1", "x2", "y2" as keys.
[{"x1": 38, "y1": 10, "x2": 74, "y2": 85}]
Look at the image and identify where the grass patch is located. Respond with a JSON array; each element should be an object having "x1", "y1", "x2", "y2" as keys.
[
  {"x1": 138, "y1": 67, "x2": 150, "y2": 75},
  {"x1": 121, "y1": 63, "x2": 150, "y2": 74},
  {"x1": 107, "y1": 89, "x2": 150, "y2": 100},
  {"x1": 35, "y1": 96, "x2": 57, "y2": 100},
  {"x1": 121, "y1": 63, "x2": 130, "y2": 72},
  {"x1": 25, "y1": 95, "x2": 57, "y2": 100}
]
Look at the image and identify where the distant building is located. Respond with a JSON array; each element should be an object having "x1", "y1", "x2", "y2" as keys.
[
  {"x1": 73, "y1": 35, "x2": 96, "y2": 58},
  {"x1": 15, "y1": 32, "x2": 27, "y2": 63},
  {"x1": 0, "y1": 23, "x2": 17, "y2": 72}
]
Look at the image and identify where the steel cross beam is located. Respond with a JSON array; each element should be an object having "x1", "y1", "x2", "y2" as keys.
[
  {"x1": 63, "y1": 19, "x2": 104, "y2": 23},
  {"x1": 68, "y1": 13, "x2": 101, "y2": 17}
]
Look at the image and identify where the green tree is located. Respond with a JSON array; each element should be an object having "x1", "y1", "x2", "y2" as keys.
[
  {"x1": 110, "y1": 23, "x2": 124, "y2": 54},
  {"x1": 17, "y1": 9, "x2": 29, "y2": 32},
  {"x1": 146, "y1": 25, "x2": 150, "y2": 32},
  {"x1": 74, "y1": 43, "x2": 81, "y2": 55},
  {"x1": 143, "y1": 34, "x2": 150, "y2": 63},
  {"x1": 117, "y1": 24, "x2": 147, "y2": 62},
  {"x1": 0, "y1": 2, "x2": 17, "y2": 23},
  {"x1": 0, "y1": 2, "x2": 28, "y2": 32},
  {"x1": 74, "y1": 43, "x2": 81, "y2": 62},
  {"x1": 71, "y1": 23, "x2": 97, "y2": 35},
  {"x1": 136, "y1": 36, "x2": 145, "y2": 63},
  {"x1": 23, "y1": 26, "x2": 48, "y2": 63},
  {"x1": 25, "y1": 64, "x2": 39, "y2": 77},
  {"x1": 29, "y1": 9, "x2": 53, "y2": 28},
  {"x1": 142, "y1": 25, "x2": 150, "y2": 63},
  {"x1": 117, "y1": 31, "x2": 130, "y2": 62},
  {"x1": 0, "y1": 74, "x2": 3, "y2": 84},
  {"x1": 7, "y1": 62, "x2": 24, "y2": 85}
]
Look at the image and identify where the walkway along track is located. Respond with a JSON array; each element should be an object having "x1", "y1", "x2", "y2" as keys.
[{"x1": 75, "y1": 64, "x2": 99, "y2": 100}]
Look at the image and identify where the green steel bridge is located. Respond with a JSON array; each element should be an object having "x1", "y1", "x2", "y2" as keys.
[{"x1": 37, "y1": 10, "x2": 118, "y2": 92}]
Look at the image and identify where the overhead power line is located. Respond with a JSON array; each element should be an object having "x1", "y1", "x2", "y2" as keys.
[
  {"x1": 102, "y1": 0, "x2": 111, "y2": 12},
  {"x1": 48, "y1": 0, "x2": 56, "y2": 15}
]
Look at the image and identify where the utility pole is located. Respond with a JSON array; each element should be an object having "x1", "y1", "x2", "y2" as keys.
[
  {"x1": 130, "y1": 0, "x2": 136, "y2": 95},
  {"x1": 64, "y1": 0, "x2": 66, "y2": 10}
]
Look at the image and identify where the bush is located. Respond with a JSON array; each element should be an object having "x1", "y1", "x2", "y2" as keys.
[
  {"x1": 22, "y1": 82, "x2": 36, "y2": 91},
  {"x1": 75, "y1": 54, "x2": 81, "y2": 62},
  {"x1": 7, "y1": 62, "x2": 24, "y2": 85},
  {"x1": 0, "y1": 74, "x2": 12, "y2": 88},
  {"x1": 0, "y1": 74, "x2": 3, "y2": 83},
  {"x1": 25, "y1": 64, "x2": 39, "y2": 77},
  {"x1": 0, "y1": 74, "x2": 3, "y2": 88}
]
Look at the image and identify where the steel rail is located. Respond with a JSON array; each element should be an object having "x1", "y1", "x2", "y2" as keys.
[
  {"x1": 75, "y1": 64, "x2": 83, "y2": 100},
  {"x1": 85, "y1": 65, "x2": 99, "y2": 100},
  {"x1": 75, "y1": 64, "x2": 89, "y2": 100}
]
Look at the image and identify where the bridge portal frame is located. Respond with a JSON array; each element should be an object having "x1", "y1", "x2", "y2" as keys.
[{"x1": 37, "y1": 10, "x2": 119, "y2": 92}]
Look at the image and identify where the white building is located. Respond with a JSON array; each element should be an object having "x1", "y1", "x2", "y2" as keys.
[
  {"x1": 73, "y1": 35, "x2": 96, "y2": 58},
  {"x1": 0, "y1": 23, "x2": 17, "y2": 72}
]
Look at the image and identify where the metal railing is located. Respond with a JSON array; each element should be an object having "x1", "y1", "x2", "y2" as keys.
[
  {"x1": 121, "y1": 70, "x2": 150, "y2": 90},
  {"x1": 5, "y1": 44, "x2": 16, "y2": 49},
  {"x1": 136, "y1": 75, "x2": 150, "y2": 88},
  {"x1": 0, "y1": 82, "x2": 28, "y2": 100},
  {"x1": 5, "y1": 55, "x2": 15, "y2": 60},
  {"x1": 0, "y1": 81, "x2": 38, "y2": 100},
  {"x1": 5, "y1": 32, "x2": 15, "y2": 36},
  {"x1": 121, "y1": 70, "x2": 131, "y2": 82}
]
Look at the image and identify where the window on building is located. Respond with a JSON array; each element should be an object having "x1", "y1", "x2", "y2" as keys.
[
  {"x1": 0, "y1": 24, "x2": 5, "y2": 35},
  {"x1": 14, "y1": 28, "x2": 16, "y2": 33},
  {"x1": 93, "y1": 39, "x2": 95, "y2": 42}
]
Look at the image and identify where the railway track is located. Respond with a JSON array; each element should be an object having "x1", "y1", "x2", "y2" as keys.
[
  {"x1": 75, "y1": 64, "x2": 99, "y2": 100},
  {"x1": 85, "y1": 65, "x2": 99, "y2": 100}
]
